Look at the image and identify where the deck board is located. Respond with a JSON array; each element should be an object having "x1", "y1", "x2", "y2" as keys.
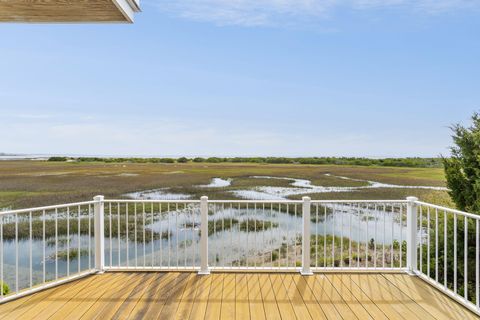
[
  {"x1": 269, "y1": 274, "x2": 298, "y2": 319},
  {"x1": 326, "y1": 274, "x2": 386, "y2": 319},
  {"x1": 189, "y1": 274, "x2": 212, "y2": 320},
  {"x1": 246, "y1": 274, "x2": 266, "y2": 320},
  {"x1": 0, "y1": 272, "x2": 478, "y2": 320},
  {"x1": 203, "y1": 273, "x2": 223, "y2": 320},
  {"x1": 175, "y1": 273, "x2": 200, "y2": 320},
  {"x1": 235, "y1": 274, "x2": 250, "y2": 320},
  {"x1": 257, "y1": 273, "x2": 281, "y2": 320},
  {"x1": 220, "y1": 273, "x2": 235, "y2": 319}
]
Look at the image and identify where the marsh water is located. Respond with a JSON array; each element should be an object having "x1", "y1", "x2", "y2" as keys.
[
  {"x1": 1, "y1": 202, "x2": 406, "y2": 291},
  {"x1": 1, "y1": 175, "x2": 440, "y2": 291}
]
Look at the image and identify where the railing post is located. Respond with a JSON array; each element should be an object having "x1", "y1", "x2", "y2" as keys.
[
  {"x1": 406, "y1": 196, "x2": 418, "y2": 275},
  {"x1": 94, "y1": 195, "x2": 105, "y2": 273},
  {"x1": 199, "y1": 196, "x2": 210, "y2": 275},
  {"x1": 301, "y1": 196, "x2": 313, "y2": 275}
]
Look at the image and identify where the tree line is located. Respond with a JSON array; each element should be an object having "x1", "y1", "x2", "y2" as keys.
[{"x1": 48, "y1": 156, "x2": 443, "y2": 168}]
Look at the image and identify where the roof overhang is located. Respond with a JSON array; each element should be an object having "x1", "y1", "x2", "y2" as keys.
[{"x1": 0, "y1": 0, "x2": 141, "y2": 23}]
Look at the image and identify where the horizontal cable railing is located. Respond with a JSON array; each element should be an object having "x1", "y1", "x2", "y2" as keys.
[{"x1": 0, "y1": 196, "x2": 479, "y2": 316}]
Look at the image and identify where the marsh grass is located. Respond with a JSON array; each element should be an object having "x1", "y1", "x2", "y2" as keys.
[
  {"x1": 0, "y1": 161, "x2": 447, "y2": 209},
  {"x1": 1, "y1": 214, "x2": 166, "y2": 243},
  {"x1": 51, "y1": 248, "x2": 89, "y2": 261},
  {"x1": 262, "y1": 235, "x2": 406, "y2": 268},
  {"x1": 46, "y1": 236, "x2": 71, "y2": 247},
  {"x1": 207, "y1": 219, "x2": 239, "y2": 236},
  {"x1": 239, "y1": 219, "x2": 278, "y2": 232}
]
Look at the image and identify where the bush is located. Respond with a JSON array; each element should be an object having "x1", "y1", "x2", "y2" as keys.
[
  {"x1": 206, "y1": 157, "x2": 223, "y2": 163},
  {"x1": 48, "y1": 157, "x2": 68, "y2": 162},
  {"x1": 1, "y1": 282, "x2": 9, "y2": 295},
  {"x1": 272, "y1": 251, "x2": 279, "y2": 261},
  {"x1": 443, "y1": 112, "x2": 480, "y2": 214},
  {"x1": 177, "y1": 157, "x2": 189, "y2": 163}
]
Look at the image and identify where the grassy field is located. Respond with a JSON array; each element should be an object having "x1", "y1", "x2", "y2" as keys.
[{"x1": 0, "y1": 160, "x2": 452, "y2": 209}]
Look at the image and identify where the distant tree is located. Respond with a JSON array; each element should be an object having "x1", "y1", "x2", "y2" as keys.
[
  {"x1": 48, "y1": 157, "x2": 68, "y2": 162},
  {"x1": 206, "y1": 157, "x2": 222, "y2": 163},
  {"x1": 177, "y1": 157, "x2": 189, "y2": 163},
  {"x1": 443, "y1": 112, "x2": 480, "y2": 214},
  {"x1": 193, "y1": 157, "x2": 205, "y2": 163}
]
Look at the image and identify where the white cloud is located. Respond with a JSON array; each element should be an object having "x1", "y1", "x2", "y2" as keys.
[{"x1": 147, "y1": 0, "x2": 479, "y2": 26}]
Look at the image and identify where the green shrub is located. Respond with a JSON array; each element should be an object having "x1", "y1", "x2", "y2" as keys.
[
  {"x1": 1, "y1": 282, "x2": 9, "y2": 295},
  {"x1": 443, "y1": 112, "x2": 480, "y2": 214},
  {"x1": 48, "y1": 157, "x2": 68, "y2": 162},
  {"x1": 272, "y1": 251, "x2": 279, "y2": 261}
]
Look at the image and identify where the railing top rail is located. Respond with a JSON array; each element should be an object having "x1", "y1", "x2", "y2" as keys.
[
  {"x1": 103, "y1": 199, "x2": 201, "y2": 204},
  {"x1": 207, "y1": 200, "x2": 302, "y2": 204},
  {"x1": 310, "y1": 200, "x2": 408, "y2": 204},
  {"x1": 103, "y1": 199, "x2": 410, "y2": 205},
  {"x1": 0, "y1": 200, "x2": 96, "y2": 216},
  {"x1": 415, "y1": 201, "x2": 480, "y2": 220},
  {"x1": 3, "y1": 198, "x2": 478, "y2": 219},
  {"x1": 209, "y1": 200, "x2": 409, "y2": 204}
]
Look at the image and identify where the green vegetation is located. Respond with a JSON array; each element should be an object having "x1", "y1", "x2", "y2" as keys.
[
  {"x1": 309, "y1": 235, "x2": 405, "y2": 268},
  {"x1": 196, "y1": 218, "x2": 279, "y2": 235},
  {"x1": 239, "y1": 219, "x2": 278, "y2": 232},
  {"x1": 206, "y1": 218, "x2": 239, "y2": 236},
  {"x1": 443, "y1": 112, "x2": 480, "y2": 214},
  {"x1": 48, "y1": 156, "x2": 443, "y2": 168},
  {"x1": 167, "y1": 232, "x2": 404, "y2": 270},
  {"x1": 1, "y1": 281, "x2": 9, "y2": 295},
  {"x1": 271, "y1": 250, "x2": 279, "y2": 261},
  {"x1": 439, "y1": 112, "x2": 480, "y2": 304},
  {"x1": 47, "y1": 157, "x2": 68, "y2": 162},
  {"x1": 0, "y1": 213, "x2": 165, "y2": 243},
  {"x1": 0, "y1": 160, "x2": 448, "y2": 209},
  {"x1": 46, "y1": 236, "x2": 71, "y2": 247},
  {"x1": 179, "y1": 239, "x2": 193, "y2": 248},
  {"x1": 418, "y1": 210, "x2": 477, "y2": 304},
  {"x1": 52, "y1": 248, "x2": 89, "y2": 261},
  {"x1": 65, "y1": 157, "x2": 178, "y2": 163}
]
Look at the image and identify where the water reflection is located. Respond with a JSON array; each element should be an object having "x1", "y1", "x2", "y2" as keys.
[{"x1": 1, "y1": 203, "x2": 406, "y2": 291}]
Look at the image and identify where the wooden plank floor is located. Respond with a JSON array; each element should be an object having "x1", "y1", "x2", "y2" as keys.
[{"x1": 0, "y1": 272, "x2": 478, "y2": 320}]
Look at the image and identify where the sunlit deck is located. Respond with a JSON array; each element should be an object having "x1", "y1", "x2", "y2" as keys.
[{"x1": 0, "y1": 272, "x2": 477, "y2": 320}]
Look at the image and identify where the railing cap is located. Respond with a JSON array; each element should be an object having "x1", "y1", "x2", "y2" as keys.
[
  {"x1": 406, "y1": 196, "x2": 419, "y2": 202},
  {"x1": 94, "y1": 195, "x2": 105, "y2": 201}
]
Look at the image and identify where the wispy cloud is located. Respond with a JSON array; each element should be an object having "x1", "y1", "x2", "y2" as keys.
[{"x1": 148, "y1": 0, "x2": 479, "y2": 27}]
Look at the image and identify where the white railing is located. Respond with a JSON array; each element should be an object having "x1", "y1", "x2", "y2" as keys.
[
  {"x1": 413, "y1": 200, "x2": 480, "y2": 314},
  {"x1": 0, "y1": 196, "x2": 479, "y2": 315},
  {"x1": 0, "y1": 200, "x2": 97, "y2": 303}
]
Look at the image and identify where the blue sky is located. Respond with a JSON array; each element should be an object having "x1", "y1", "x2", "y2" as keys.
[{"x1": 0, "y1": 0, "x2": 479, "y2": 157}]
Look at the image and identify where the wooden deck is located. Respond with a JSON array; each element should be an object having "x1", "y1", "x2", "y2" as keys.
[{"x1": 0, "y1": 272, "x2": 478, "y2": 319}]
